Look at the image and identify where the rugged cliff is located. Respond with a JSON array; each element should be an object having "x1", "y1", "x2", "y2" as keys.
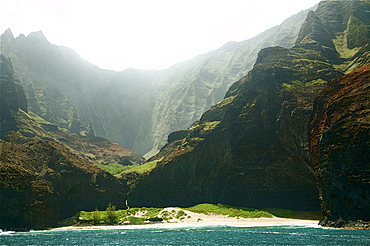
[
  {"x1": 125, "y1": 45, "x2": 337, "y2": 210},
  {"x1": 144, "y1": 7, "x2": 314, "y2": 157},
  {"x1": 125, "y1": 0, "x2": 370, "y2": 215},
  {"x1": 310, "y1": 64, "x2": 370, "y2": 228},
  {"x1": 0, "y1": 139, "x2": 126, "y2": 230},
  {"x1": 0, "y1": 55, "x2": 27, "y2": 138},
  {"x1": 0, "y1": 56, "x2": 128, "y2": 230}
]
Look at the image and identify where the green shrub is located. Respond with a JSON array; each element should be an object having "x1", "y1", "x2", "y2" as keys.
[
  {"x1": 159, "y1": 211, "x2": 173, "y2": 221},
  {"x1": 92, "y1": 208, "x2": 102, "y2": 224},
  {"x1": 148, "y1": 217, "x2": 163, "y2": 222},
  {"x1": 175, "y1": 210, "x2": 187, "y2": 220},
  {"x1": 105, "y1": 203, "x2": 117, "y2": 223}
]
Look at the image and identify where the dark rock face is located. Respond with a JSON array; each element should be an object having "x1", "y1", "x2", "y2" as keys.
[
  {"x1": 126, "y1": 46, "x2": 338, "y2": 211},
  {"x1": 0, "y1": 139, "x2": 126, "y2": 230},
  {"x1": 310, "y1": 64, "x2": 370, "y2": 228}
]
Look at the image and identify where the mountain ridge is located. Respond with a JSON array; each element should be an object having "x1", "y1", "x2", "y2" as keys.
[{"x1": 1, "y1": 5, "x2": 315, "y2": 157}]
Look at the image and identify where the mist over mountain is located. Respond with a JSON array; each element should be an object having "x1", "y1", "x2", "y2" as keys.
[{"x1": 0, "y1": 6, "x2": 314, "y2": 157}]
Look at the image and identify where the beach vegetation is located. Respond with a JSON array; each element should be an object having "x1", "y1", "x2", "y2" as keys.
[
  {"x1": 175, "y1": 210, "x2": 187, "y2": 220},
  {"x1": 105, "y1": 203, "x2": 117, "y2": 223},
  {"x1": 186, "y1": 203, "x2": 273, "y2": 218},
  {"x1": 74, "y1": 203, "x2": 320, "y2": 226},
  {"x1": 92, "y1": 207, "x2": 101, "y2": 224},
  {"x1": 127, "y1": 216, "x2": 145, "y2": 224}
]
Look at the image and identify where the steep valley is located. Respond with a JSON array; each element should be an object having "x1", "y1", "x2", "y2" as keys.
[
  {"x1": 1, "y1": 6, "x2": 313, "y2": 157},
  {"x1": 1, "y1": 0, "x2": 370, "y2": 230}
]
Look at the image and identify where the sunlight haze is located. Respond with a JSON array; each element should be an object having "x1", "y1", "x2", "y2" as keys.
[{"x1": 0, "y1": 0, "x2": 321, "y2": 71}]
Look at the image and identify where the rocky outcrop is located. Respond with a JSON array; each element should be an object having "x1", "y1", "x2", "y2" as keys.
[
  {"x1": 310, "y1": 64, "x2": 370, "y2": 228},
  {"x1": 79, "y1": 136, "x2": 146, "y2": 165},
  {"x1": 0, "y1": 139, "x2": 126, "y2": 230}
]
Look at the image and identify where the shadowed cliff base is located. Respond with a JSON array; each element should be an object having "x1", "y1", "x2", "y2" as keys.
[{"x1": 310, "y1": 64, "x2": 370, "y2": 229}]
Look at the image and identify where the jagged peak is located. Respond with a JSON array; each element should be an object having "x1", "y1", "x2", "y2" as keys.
[
  {"x1": 295, "y1": 10, "x2": 334, "y2": 48},
  {"x1": 1, "y1": 28, "x2": 14, "y2": 40},
  {"x1": 26, "y1": 30, "x2": 50, "y2": 44}
]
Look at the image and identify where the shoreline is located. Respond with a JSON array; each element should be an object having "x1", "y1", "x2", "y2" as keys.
[{"x1": 51, "y1": 217, "x2": 320, "y2": 231}]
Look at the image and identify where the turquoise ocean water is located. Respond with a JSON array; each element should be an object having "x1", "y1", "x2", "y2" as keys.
[{"x1": 1, "y1": 225, "x2": 370, "y2": 246}]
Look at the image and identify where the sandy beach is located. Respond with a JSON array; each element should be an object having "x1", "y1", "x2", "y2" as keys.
[{"x1": 51, "y1": 208, "x2": 320, "y2": 231}]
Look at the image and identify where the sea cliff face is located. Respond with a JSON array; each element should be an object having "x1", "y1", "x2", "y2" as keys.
[
  {"x1": 310, "y1": 64, "x2": 370, "y2": 228},
  {"x1": 125, "y1": 1, "x2": 370, "y2": 218},
  {"x1": 125, "y1": 44, "x2": 339, "y2": 210}
]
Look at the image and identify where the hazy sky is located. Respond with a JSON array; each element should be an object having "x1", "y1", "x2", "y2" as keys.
[{"x1": 0, "y1": 0, "x2": 321, "y2": 71}]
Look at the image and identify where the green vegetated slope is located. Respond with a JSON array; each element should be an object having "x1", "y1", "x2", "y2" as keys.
[
  {"x1": 142, "y1": 7, "x2": 315, "y2": 157},
  {"x1": 0, "y1": 29, "x2": 158, "y2": 154},
  {"x1": 0, "y1": 56, "x2": 130, "y2": 230},
  {"x1": 7, "y1": 108, "x2": 145, "y2": 167},
  {"x1": 0, "y1": 55, "x2": 27, "y2": 138},
  {"x1": 0, "y1": 70, "x2": 146, "y2": 170},
  {"x1": 125, "y1": 0, "x2": 370, "y2": 225},
  {"x1": 0, "y1": 6, "x2": 313, "y2": 157}
]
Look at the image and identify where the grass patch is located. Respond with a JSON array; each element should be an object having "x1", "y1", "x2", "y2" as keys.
[
  {"x1": 263, "y1": 208, "x2": 322, "y2": 220},
  {"x1": 186, "y1": 203, "x2": 273, "y2": 219},
  {"x1": 28, "y1": 111, "x2": 52, "y2": 125},
  {"x1": 94, "y1": 163, "x2": 133, "y2": 176},
  {"x1": 283, "y1": 79, "x2": 326, "y2": 89},
  {"x1": 127, "y1": 216, "x2": 145, "y2": 224},
  {"x1": 203, "y1": 121, "x2": 220, "y2": 131},
  {"x1": 120, "y1": 159, "x2": 160, "y2": 175},
  {"x1": 84, "y1": 153, "x2": 96, "y2": 158}
]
